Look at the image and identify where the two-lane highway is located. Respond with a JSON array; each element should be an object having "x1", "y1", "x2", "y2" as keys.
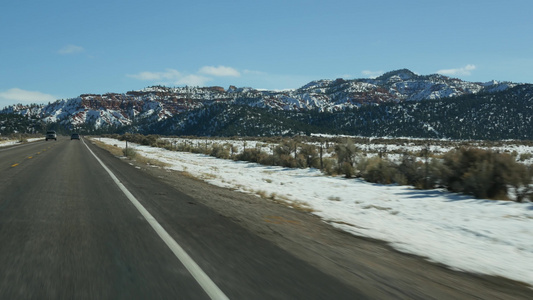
[
  {"x1": 0, "y1": 138, "x2": 363, "y2": 299},
  {"x1": 0, "y1": 138, "x2": 212, "y2": 299}
]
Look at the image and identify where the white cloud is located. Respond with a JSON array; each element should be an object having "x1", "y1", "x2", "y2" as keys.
[
  {"x1": 199, "y1": 65, "x2": 240, "y2": 77},
  {"x1": 437, "y1": 64, "x2": 476, "y2": 76},
  {"x1": 362, "y1": 70, "x2": 384, "y2": 79},
  {"x1": 127, "y1": 69, "x2": 212, "y2": 86},
  {"x1": 127, "y1": 69, "x2": 182, "y2": 81},
  {"x1": 0, "y1": 88, "x2": 57, "y2": 107},
  {"x1": 128, "y1": 65, "x2": 241, "y2": 87},
  {"x1": 175, "y1": 74, "x2": 211, "y2": 86},
  {"x1": 58, "y1": 44, "x2": 84, "y2": 55}
]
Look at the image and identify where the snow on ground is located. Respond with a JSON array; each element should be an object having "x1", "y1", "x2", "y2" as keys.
[
  {"x1": 0, "y1": 138, "x2": 43, "y2": 147},
  {"x1": 0, "y1": 140, "x2": 21, "y2": 147},
  {"x1": 98, "y1": 138, "x2": 533, "y2": 286},
  {"x1": 161, "y1": 137, "x2": 533, "y2": 165}
]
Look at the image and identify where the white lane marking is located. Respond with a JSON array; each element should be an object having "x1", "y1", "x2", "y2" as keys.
[{"x1": 83, "y1": 139, "x2": 229, "y2": 300}]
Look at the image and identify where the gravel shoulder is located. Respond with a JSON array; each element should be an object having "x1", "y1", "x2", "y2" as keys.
[{"x1": 103, "y1": 146, "x2": 532, "y2": 299}]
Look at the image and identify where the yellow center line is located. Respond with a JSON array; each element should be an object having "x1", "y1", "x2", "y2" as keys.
[
  {"x1": 28, "y1": 156, "x2": 33, "y2": 159},
  {"x1": 11, "y1": 163, "x2": 19, "y2": 167}
]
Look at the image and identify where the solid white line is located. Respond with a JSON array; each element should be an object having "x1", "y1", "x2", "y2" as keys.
[{"x1": 83, "y1": 139, "x2": 229, "y2": 300}]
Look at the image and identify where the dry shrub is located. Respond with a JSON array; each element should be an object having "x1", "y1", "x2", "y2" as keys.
[
  {"x1": 360, "y1": 157, "x2": 398, "y2": 184},
  {"x1": 91, "y1": 139, "x2": 123, "y2": 157},
  {"x1": 177, "y1": 142, "x2": 193, "y2": 152},
  {"x1": 508, "y1": 165, "x2": 533, "y2": 202},
  {"x1": 122, "y1": 147, "x2": 137, "y2": 158},
  {"x1": 274, "y1": 140, "x2": 296, "y2": 157},
  {"x1": 210, "y1": 144, "x2": 230, "y2": 159},
  {"x1": 519, "y1": 153, "x2": 533, "y2": 161},
  {"x1": 257, "y1": 154, "x2": 278, "y2": 166},
  {"x1": 321, "y1": 158, "x2": 338, "y2": 176},
  {"x1": 340, "y1": 162, "x2": 355, "y2": 178},
  {"x1": 134, "y1": 155, "x2": 170, "y2": 168},
  {"x1": 440, "y1": 148, "x2": 530, "y2": 200},
  {"x1": 397, "y1": 155, "x2": 425, "y2": 188},
  {"x1": 335, "y1": 138, "x2": 359, "y2": 167},
  {"x1": 236, "y1": 148, "x2": 268, "y2": 163},
  {"x1": 280, "y1": 154, "x2": 298, "y2": 168},
  {"x1": 299, "y1": 144, "x2": 320, "y2": 168}
]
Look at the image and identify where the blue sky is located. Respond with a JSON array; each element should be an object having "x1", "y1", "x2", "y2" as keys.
[{"x1": 1, "y1": 0, "x2": 532, "y2": 108}]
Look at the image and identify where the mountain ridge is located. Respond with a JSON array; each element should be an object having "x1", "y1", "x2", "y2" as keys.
[{"x1": 0, "y1": 69, "x2": 529, "y2": 139}]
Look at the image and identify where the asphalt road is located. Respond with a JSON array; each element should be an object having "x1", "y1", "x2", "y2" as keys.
[{"x1": 0, "y1": 137, "x2": 364, "y2": 299}]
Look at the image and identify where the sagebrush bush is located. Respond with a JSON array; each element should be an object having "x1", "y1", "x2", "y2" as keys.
[
  {"x1": 340, "y1": 162, "x2": 355, "y2": 178},
  {"x1": 508, "y1": 164, "x2": 533, "y2": 202},
  {"x1": 519, "y1": 153, "x2": 533, "y2": 161},
  {"x1": 335, "y1": 139, "x2": 359, "y2": 167},
  {"x1": 122, "y1": 147, "x2": 137, "y2": 158},
  {"x1": 274, "y1": 142, "x2": 293, "y2": 157},
  {"x1": 397, "y1": 155, "x2": 425, "y2": 188},
  {"x1": 360, "y1": 157, "x2": 397, "y2": 184},
  {"x1": 210, "y1": 144, "x2": 230, "y2": 159},
  {"x1": 440, "y1": 148, "x2": 529, "y2": 200},
  {"x1": 299, "y1": 144, "x2": 320, "y2": 168},
  {"x1": 152, "y1": 138, "x2": 170, "y2": 148},
  {"x1": 278, "y1": 154, "x2": 298, "y2": 168},
  {"x1": 258, "y1": 153, "x2": 280, "y2": 166},
  {"x1": 321, "y1": 158, "x2": 338, "y2": 176},
  {"x1": 177, "y1": 142, "x2": 192, "y2": 152},
  {"x1": 236, "y1": 148, "x2": 267, "y2": 163}
]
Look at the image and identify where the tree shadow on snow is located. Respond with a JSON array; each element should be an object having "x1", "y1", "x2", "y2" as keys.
[
  {"x1": 395, "y1": 189, "x2": 486, "y2": 203},
  {"x1": 396, "y1": 189, "x2": 533, "y2": 208}
]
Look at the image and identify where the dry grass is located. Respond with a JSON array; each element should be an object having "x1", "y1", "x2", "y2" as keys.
[
  {"x1": 134, "y1": 154, "x2": 170, "y2": 168},
  {"x1": 289, "y1": 200, "x2": 316, "y2": 213},
  {"x1": 329, "y1": 220, "x2": 357, "y2": 227},
  {"x1": 328, "y1": 220, "x2": 369, "y2": 230},
  {"x1": 180, "y1": 171, "x2": 197, "y2": 179},
  {"x1": 91, "y1": 139, "x2": 123, "y2": 156},
  {"x1": 200, "y1": 173, "x2": 217, "y2": 180},
  {"x1": 256, "y1": 190, "x2": 268, "y2": 198},
  {"x1": 264, "y1": 193, "x2": 316, "y2": 213},
  {"x1": 362, "y1": 205, "x2": 393, "y2": 211}
]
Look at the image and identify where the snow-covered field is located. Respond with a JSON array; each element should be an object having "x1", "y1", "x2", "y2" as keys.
[
  {"x1": 162, "y1": 136, "x2": 533, "y2": 165},
  {"x1": 94, "y1": 137, "x2": 533, "y2": 287}
]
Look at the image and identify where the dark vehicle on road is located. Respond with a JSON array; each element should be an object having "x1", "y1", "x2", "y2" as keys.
[
  {"x1": 71, "y1": 133, "x2": 80, "y2": 140},
  {"x1": 45, "y1": 131, "x2": 57, "y2": 141}
]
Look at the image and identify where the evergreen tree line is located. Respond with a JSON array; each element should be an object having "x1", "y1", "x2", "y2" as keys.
[{"x1": 136, "y1": 84, "x2": 533, "y2": 140}]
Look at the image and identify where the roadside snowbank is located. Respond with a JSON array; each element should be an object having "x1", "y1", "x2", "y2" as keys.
[
  {"x1": 98, "y1": 138, "x2": 533, "y2": 286},
  {"x1": 0, "y1": 138, "x2": 43, "y2": 148}
]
